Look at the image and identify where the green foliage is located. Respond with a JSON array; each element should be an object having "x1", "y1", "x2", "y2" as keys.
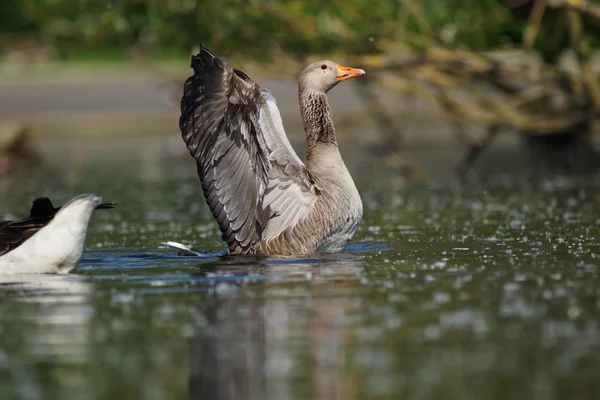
[{"x1": 0, "y1": 0, "x2": 591, "y2": 60}]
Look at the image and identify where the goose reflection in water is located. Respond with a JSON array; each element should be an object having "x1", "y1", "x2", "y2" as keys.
[{"x1": 187, "y1": 254, "x2": 366, "y2": 400}]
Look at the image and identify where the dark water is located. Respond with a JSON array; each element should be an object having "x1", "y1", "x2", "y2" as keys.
[{"x1": 0, "y1": 135, "x2": 599, "y2": 400}]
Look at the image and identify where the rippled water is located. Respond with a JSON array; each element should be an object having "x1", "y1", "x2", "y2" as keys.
[{"x1": 0, "y1": 135, "x2": 599, "y2": 399}]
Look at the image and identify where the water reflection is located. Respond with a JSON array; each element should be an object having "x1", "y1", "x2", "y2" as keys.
[
  {"x1": 80, "y1": 247, "x2": 368, "y2": 399},
  {"x1": 187, "y1": 254, "x2": 365, "y2": 400},
  {"x1": 0, "y1": 274, "x2": 94, "y2": 399}
]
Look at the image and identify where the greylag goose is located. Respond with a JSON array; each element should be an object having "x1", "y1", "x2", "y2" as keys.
[
  {"x1": 178, "y1": 46, "x2": 365, "y2": 255},
  {"x1": 0, "y1": 194, "x2": 113, "y2": 274}
]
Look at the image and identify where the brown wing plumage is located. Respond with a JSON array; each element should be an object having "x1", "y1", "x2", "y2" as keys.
[
  {"x1": 0, "y1": 217, "x2": 51, "y2": 256},
  {"x1": 179, "y1": 46, "x2": 316, "y2": 254},
  {"x1": 0, "y1": 198, "x2": 57, "y2": 256}
]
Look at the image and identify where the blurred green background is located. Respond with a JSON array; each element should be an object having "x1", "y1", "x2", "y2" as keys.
[
  {"x1": 0, "y1": 0, "x2": 570, "y2": 61},
  {"x1": 1, "y1": 0, "x2": 600, "y2": 176}
]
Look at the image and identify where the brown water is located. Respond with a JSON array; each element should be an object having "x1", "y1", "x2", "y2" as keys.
[{"x1": 0, "y1": 133, "x2": 599, "y2": 400}]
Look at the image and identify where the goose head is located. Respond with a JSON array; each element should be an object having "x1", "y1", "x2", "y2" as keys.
[{"x1": 299, "y1": 60, "x2": 365, "y2": 93}]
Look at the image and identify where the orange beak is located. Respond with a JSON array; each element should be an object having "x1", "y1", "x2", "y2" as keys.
[{"x1": 336, "y1": 64, "x2": 366, "y2": 81}]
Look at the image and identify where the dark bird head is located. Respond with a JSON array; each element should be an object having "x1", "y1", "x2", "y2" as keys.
[
  {"x1": 29, "y1": 198, "x2": 59, "y2": 218},
  {"x1": 29, "y1": 197, "x2": 115, "y2": 219}
]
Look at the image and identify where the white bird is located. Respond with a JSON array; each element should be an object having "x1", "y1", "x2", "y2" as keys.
[{"x1": 0, "y1": 194, "x2": 113, "y2": 275}]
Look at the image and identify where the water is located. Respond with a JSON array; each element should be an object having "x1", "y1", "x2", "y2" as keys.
[{"x1": 0, "y1": 134, "x2": 599, "y2": 399}]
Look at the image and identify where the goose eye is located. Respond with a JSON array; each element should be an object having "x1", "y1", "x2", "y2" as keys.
[{"x1": 321, "y1": 64, "x2": 327, "y2": 70}]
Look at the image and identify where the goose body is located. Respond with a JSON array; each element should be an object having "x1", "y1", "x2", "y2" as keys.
[
  {"x1": 179, "y1": 46, "x2": 365, "y2": 255},
  {"x1": 0, "y1": 194, "x2": 113, "y2": 274}
]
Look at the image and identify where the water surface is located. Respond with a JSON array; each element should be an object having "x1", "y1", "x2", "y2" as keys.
[{"x1": 0, "y1": 134, "x2": 599, "y2": 400}]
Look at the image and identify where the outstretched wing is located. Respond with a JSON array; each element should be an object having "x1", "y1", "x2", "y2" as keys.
[{"x1": 179, "y1": 46, "x2": 316, "y2": 253}]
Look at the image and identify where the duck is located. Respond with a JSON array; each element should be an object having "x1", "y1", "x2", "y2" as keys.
[
  {"x1": 0, "y1": 194, "x2": 114, "y2": 274},
  {"x1": 178, "y1": 46, "x2": 366, "y2": 255}
]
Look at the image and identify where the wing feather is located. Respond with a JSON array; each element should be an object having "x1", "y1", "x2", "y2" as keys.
[
  {"x1": 0, "y1": 218, "x2": 50, "y2": 256},
  {"x1": 179, "y1": 46, "x2": 317, "y2": 253},
  {"x1": 229, "y1": 169, "x2": 253, "y2": 225}
]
